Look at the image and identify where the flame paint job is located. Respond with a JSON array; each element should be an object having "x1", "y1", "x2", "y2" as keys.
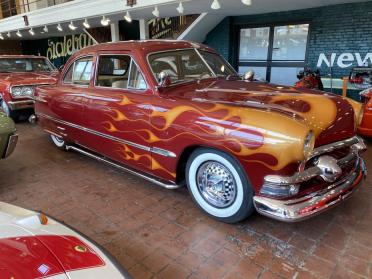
[
  {"x1": 35, "y1": 41, "x2": 361, "y2": 194},
  {"x1": 358, "y1": 88, "x2": 372, "y2": 137},
  {"x1": 0, "y1": 235, "x2": 104, "y2": 279}
]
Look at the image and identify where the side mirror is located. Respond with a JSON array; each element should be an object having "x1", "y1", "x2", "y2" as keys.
[
  {"x1": 158, "y1": 71, "x2": 172, "y2": 87},
  {"x1": 244, "y1": 70, "x2": 255, "y2": 81}
]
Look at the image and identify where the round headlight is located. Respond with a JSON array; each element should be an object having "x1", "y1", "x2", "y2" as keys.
[
  {"x1": 303, "y1": 131, "x2": 315, "y2": 159},
  {"x1": 11, "y1": 87, "x2": 22, "y2": 97},
  {"x1": 21, "y1": 86, "x2": 34, "y2": 97}
]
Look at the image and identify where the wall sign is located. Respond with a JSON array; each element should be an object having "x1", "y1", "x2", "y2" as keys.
[
  {"x1": 317, "y1": 53, "x2": 372, "y2": 68},
  {"x1": 46, "y1": 34, "x2": 94, "y2": 62}
]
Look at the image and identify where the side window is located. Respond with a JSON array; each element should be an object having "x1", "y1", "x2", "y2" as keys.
[
  {"x1": 149, "y1": 54, "x2": 178, "y2": 82},
  {"x1": 63, "y1": 57, "x2": 93, "y2": 85},
  {"x1": 128, "y1": 60, "x2": 147, "y2": 90},
  {"x1": 96, "y1": 55, "x2": 131, "y2": 88}
]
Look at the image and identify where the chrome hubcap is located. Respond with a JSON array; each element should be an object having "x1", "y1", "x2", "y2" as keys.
[{"x1": 196, "y1": 161, "x2": 237, "y2": 208}]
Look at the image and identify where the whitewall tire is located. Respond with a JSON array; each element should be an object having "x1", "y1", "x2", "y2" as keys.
[
  {"x1": 50, "y1": 134, "x2": 67, "y2": 150},
  {"x1": 186, "y1": 148, "x2": 254, "y2": 223}
]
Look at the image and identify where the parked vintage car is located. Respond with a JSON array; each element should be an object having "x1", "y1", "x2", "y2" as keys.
[
  {"x1": 0, "y1": 202, "x2": 131, "y2": 279},
  {"x1": 0, "y1": 55, "x2": 58, "y2": 120},
  {"x1": 34, "y1": 40, "x2": 367, "y2": 223},
  {"x1": 358, "y1": 87, "x2": 372, "y2": 137},
  {"x1": 0, "y1": 111, "x2": 17, "y2": 159}
]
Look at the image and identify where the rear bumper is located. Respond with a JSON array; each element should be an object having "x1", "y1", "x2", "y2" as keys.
[
  {"x1": 253, "y1": 157, "x2": 367, "y2": 222},
  {"x1": 3, "y1": 133, "x2": 18, "y2": 158},
  {"x1": 8, "y1": 100, "x2": 34, "y2": 110}
]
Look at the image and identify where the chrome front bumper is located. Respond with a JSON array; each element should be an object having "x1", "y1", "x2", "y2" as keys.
[
  {"x1": 8, "y1": 100, "x2": 34, "y2": 110},
  {"x1": 254, "y1": 136, "x2": 367, "y2": 222},
  {"x1": 3, "y1": 134, "x2": 18, "y2": 158}
]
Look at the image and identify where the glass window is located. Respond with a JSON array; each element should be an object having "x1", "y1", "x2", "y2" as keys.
[
  {"x1": 239, "y1": 27, "x2": 270, "y2": 61},
  {"x1": 199, "y1": 51, "x2": 236, "y2": 77},
  {"x1": 270, "y1": 67, "x2": 304, "y2": 86},
  {"x1": 128, "y1": 61, "x2": 146, "y2": 90},
  {"x1": 96, "y1": 55, "x2": 131, "y2": 88},
  {"x1": 63, "y1": 57, "x2": 93, "y2": 85},
  {"x1": 238, "y1": 66, "x2": 267, "y2": 81},
  {"x1": 272, "y1": 24, "x2": 309, "y2": 61},
  {"x1": 0, "y1": 57, "x2": 56, "y2": 73}
]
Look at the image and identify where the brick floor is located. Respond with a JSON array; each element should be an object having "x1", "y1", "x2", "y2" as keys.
[{"x1": 1, "y1": 123, "x2": 371, "y2": 279}]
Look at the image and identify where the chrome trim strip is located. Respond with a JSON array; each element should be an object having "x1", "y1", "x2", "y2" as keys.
[
  {"x1": 37, "y1": 113, "x2": 176, "y2": 158},
  {"x1": 66, "y1": 145, "x2": 181, "y2": 190},
  {"x1": 254, "y1": 158, "x2": 366, "y2": 222},
  {"x1": 4, "y1": 134, "x2": 18, "y2": 158},
  {"x1": 310, "y1": 136, "x2": 360, "y2": 159}
]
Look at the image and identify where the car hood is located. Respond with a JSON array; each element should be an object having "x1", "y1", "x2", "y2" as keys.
[
  {"x1": 0, "y1": 72, "x2": 58, "y2": 87},
  {"x1": 164, "y1": 79, "x2": 359, "y2": 147},
  {"x1": 0, "y1": 202, "x2": 127, "y2": 279}
]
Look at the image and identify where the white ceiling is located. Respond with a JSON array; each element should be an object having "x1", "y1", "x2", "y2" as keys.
[{"x1": 0, "y1": 0, "x2": 370, "y2": 40}]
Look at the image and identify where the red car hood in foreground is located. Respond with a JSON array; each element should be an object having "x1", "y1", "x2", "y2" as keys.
[
  {"x1": 163, "y1": 78, "x2": 360, "y2": 147},
  {"x1": 0, "y1": 202, "x2": 129, "y2": 279},
  {"x1": 0, "y1": 71, "x2": 58, "y2": 87}
]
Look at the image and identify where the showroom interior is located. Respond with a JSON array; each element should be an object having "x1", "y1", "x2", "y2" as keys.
[{"x1": 0, "y1": 0, "x2": 371, "y2": 278}]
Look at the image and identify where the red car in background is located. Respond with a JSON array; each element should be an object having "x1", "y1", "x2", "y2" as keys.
[
  {"x1": 358, "y1": 88, "x2": 372, "y2": 137},
  {"x1": 0, "y1": 55, "x2": 58, "y2": 121}
]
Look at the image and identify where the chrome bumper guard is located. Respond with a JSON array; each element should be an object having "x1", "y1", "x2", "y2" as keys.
[
  {"x1": 3, "y1": 134, "x2": 18, "y2": 158},
  {"x1": 254, "y1": 136, "x2": 367, "y2": 222},
  {"x1": 8, "y1": 100, "x2": 34, "y2": 110}
]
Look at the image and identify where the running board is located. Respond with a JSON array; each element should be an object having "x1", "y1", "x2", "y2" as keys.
[{"x1": 66, "y1": 145, "x2": 182, "y2": 190}]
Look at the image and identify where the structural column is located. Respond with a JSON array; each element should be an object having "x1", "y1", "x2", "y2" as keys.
[
  {"x1": 139, "y1": 19, "x2": 149, "y2": 40},
  {"x1": 110, "y1": 21, "x2": 120, "y2": 42}
]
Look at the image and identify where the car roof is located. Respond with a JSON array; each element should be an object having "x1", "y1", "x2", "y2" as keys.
[
  {"x1": 0, "y1": 55, "x2": 48, "y2": 59},
  {"x1": 80, "y1": 40, "x2": 216, "y2": 55}
]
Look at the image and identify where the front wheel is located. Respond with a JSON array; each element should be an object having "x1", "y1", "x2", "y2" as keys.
[
  {"x1": 50, "y1": 134, "x2": 67, "y2": 150},
  {"x1": 186, "y1": 148, "x2": 254, "y2": 223}
]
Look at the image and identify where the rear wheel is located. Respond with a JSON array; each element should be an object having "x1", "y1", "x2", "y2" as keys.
[
  {"x1": 50, "y1": 134, "x2": 67, "y2": 150},
  {"x1": 186, "y1": 148, "x2": 254, "y2": 223},
  {"x1": 1, "y1": 100, "x2": 19, "y2": 121}
]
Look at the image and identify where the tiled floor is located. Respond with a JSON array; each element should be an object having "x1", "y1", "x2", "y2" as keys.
[{"x1": 1, "y1": 123, "x2": 371, "y2": 279}]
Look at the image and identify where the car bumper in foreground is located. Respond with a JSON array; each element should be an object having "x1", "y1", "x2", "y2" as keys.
[
  {"x1": 8, "y1": 100, "x2": 34, "y2": 110},
  {"x1": 2, "y1": 134, "x2": 18, "y2": 158},
  {"x1": 253, "y1": 157, "x2": 367, "y2": 222}
]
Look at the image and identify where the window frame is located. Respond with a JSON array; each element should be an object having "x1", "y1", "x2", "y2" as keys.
[
  {"x1": 62, "y1": 55, "x2": 94, "y2": 87},
  {"x1": 94, "y1": 54, "x2": 148, "y2": 92},
  {"x1": 233, "y1": 21, "x2": 311, "y2": 82}
]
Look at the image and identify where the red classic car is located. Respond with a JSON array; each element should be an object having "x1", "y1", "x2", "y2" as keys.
[
  {"x1": 358, "y1": 88, "x2": 372, "y2": 137},
  {"x1": 0, "y1": 55, "x2": 58, "y2": 120},
  {"x1": 34, "y1": 40, "x2": 367, "y2": 223},
  {"x1": 0, "y1": 202, "x2": 131, "y2": 278}
]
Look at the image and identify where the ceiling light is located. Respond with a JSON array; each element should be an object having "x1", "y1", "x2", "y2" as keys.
[
  {"x1": 176, "y1": 2, "x2": 184, "y2": 14},
  {"x1": 57, "y1": 23, "x2": 63, "y2": 32},
  {"x1": 7, "y1": 32, "x2": 11, "y2": 38},
  {"x1": 152, "y1": 6, "x2": 160, "y2": 17},
  {"x1": 68, "y1": 21, "x2": 77, "y2": 30},
  {"x1": 83, "y1": 18, "x2": 90, "y2": 29},
  {"x1": 29, "y1": 28, "x2": 35, "y2": 36},
  {"x1": 16, "y1": 30, "x2": 22, "y2": 37},
  {"x1": 211, "y1": 0, "x2": 221, "y2": 9},
  {"x1": 0, "y1": 33, "x2": 4, "y2": 40},
  {"x1": 43, "y1": 25, "x2": 48, "y2": 33},
  {"x1": 241, "y1": 0, "x2": 252, "y2": 5},
  {"x1": 124, "y1": 11, "x2": 132, "y2": 22},
  {"x1": 101, "y1": 15, "x2": 110, "y2": 26}
]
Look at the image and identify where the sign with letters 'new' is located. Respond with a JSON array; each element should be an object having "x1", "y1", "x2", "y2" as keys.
[{"x1": 317, "y1": 53, "x2": 372, "y2": 68}]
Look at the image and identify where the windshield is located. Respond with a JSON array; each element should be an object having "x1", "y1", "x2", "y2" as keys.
[
  {"x1": 0, "y1": 58, "x2": 57, "y2": 73},
  {"x1": 148, "y1": 49, "x2": 236, "y2": 84}
]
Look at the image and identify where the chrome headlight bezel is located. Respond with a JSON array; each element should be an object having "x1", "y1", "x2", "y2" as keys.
[
  {"x1": 303, "y1": 131, "x2": 315, "y2": 160},
  {"x1": 10, "y1": 86, "x2": 35, "y2": 99}
]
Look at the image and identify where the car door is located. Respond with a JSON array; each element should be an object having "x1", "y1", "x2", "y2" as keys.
[
  {"x1": 36, "y1": 56, "x2": 94, "y2": 143},
  {"x1": 80, "y1": 53, "x2": 154, "y2": 174}
]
